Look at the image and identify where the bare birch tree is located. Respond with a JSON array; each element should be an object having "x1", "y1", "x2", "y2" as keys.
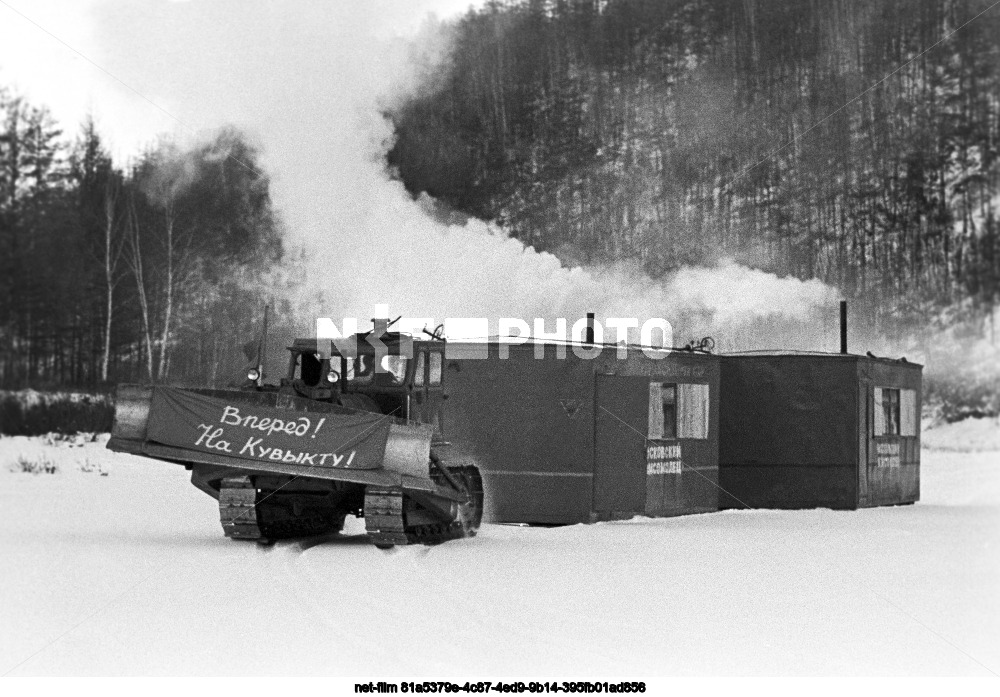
[
  {"x1": 125, "y1": 188, "x2": 155, "y2": 381},
  {"x1": 100, "y1": 178, "x2": 126, "y2": 382}
]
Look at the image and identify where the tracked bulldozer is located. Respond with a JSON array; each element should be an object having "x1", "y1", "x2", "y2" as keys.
[{"x1": 107, "y1": 322, "x2": 482, "y2": 548}]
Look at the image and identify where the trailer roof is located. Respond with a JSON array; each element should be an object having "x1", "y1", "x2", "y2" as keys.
[
  {"x1": 719, "y1": 349, "x2": 922, "y2": 368},
  {"x1": 291, "y1": 334, "x2": 714, "y2": 357}
]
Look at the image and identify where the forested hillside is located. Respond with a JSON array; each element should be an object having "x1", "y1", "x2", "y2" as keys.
[
  {"x1": 388, "y1": 0, "x2": 1000, "y2": 338},
  {"x1": 0, "y1": 88, "x2": 284, "y2": 388}
]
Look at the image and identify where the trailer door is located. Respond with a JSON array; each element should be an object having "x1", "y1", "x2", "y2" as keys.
[{"x1": 593, "y1": 375, "x2": 648, "y2": 516}]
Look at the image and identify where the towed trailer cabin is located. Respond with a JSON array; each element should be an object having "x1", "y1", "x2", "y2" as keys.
[
  {"x1": 436, "y1": 340, "x2": 721, "y2": 524},
  {"x1": 718, "y1": 352, "x2": 922, "y2": 510}
]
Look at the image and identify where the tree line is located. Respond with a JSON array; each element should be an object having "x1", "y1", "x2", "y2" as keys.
[
  {"x1": 0, "y1": 87, "x2": 284, "y2": 389},
  {"x1": 387, "y1": 0, "x2": 1000, "y2": 341}
]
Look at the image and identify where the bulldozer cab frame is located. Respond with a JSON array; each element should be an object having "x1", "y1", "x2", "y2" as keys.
[{"x1": 283, "y1": 334, "x2": 446, "y2": 436}]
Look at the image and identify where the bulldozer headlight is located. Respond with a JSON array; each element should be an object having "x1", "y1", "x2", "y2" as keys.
[
  {"x1": 326, "y1": 369, "x2": 340, "y2": 384},
  {"x1": 247, "y1": 368, "x2": 261, "y2": 381}
]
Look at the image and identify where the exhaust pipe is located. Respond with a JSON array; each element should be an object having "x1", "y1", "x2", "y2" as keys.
[{"x1": 840, "y1": 300, "x2": 848, "y2": 354}]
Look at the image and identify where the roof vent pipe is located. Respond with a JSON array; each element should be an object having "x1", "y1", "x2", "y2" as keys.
[
  {"x1": 585, "y1": 312, "x2": 595, "y2": 345},
  {"x1": 840, "y1": 300, "x2": 848, "y2": 354}
]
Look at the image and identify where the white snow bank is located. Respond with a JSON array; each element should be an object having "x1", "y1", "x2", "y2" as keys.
[
  {"x1": 922, "y1": 416, "x2": 1000, "y2": 452},
  {"x1": 0, "y1": 438, "x2": 997, "y2": 676},
  {"x1": 0, "y1": 389, "x2": 110, "y2": 408},
  {"x1": 0, "y1": 434, "x2": 111, "y2": 475}
]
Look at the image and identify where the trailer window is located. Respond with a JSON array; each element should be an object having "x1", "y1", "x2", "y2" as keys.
[
  {"x1": 900, "y1": 389, "x2": 917, "y2": 436},
  {"x1": 875, "y1": 387, "x2": 917, "y2": 436},
  {"x1": 677, "y1": 383, "x2": 709, "y2": 439},
  {"x1": 648, "y1": 383, "x2": 676, "y2": 439},
  {"x1": 649, "y1": 382, "x2": 709, "y2": 440},
  {"x1": 429, "y1": 352, "x2": 443, "y2": 385},
  {"x1": 875, "y1": 387, "x2": 900, "y2": 436}
]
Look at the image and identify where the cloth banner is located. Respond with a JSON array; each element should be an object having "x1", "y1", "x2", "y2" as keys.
[{"x1": 146, "y1": 387, "x2": 391, "y2": 470}]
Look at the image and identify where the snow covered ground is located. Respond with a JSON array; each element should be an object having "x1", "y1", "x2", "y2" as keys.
[{"x1": 1, "y1": 423, "x2": 997, "y2": 676}]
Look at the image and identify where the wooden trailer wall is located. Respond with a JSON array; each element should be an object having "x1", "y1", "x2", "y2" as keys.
[
  {"x1": 441, "y1": 343, "x2": 597, "y2": 524},
  {"x1": 718, "y1": 354, "x2": 922, "y2": 510},
  {"x1": 858, "y1": 358, "x2": 921, "y2": 507},
  {"x1": 438, "y1": 342, "x2": 720, "y2": 524},
  {"x1": 719, "y1": 355, "x2": 860, "y2": 509}
]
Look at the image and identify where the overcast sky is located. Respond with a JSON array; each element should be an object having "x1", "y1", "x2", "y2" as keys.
[{"x1": 0, "y1": 0, "x2": 475, "y2": 158}]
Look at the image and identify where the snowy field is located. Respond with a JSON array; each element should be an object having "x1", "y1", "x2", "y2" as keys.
[{"x1": 1, "y1": 422, "x2": 998, "y2": 677}]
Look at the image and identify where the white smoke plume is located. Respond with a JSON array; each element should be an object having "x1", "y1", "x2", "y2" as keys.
[{"x1": 92, "y1": 1, "x2": 839, "y2": 351}]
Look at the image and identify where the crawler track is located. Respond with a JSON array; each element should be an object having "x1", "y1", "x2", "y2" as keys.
[
  {"x1": 218, "y1": 465, "x2": 482, "y2": 547},
  {"x1": 219, "y1": 476, "x2": 347, "y2": 543},
  {"x1": 364, "y1": 465, "x2": 483, "y2": 548}
]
